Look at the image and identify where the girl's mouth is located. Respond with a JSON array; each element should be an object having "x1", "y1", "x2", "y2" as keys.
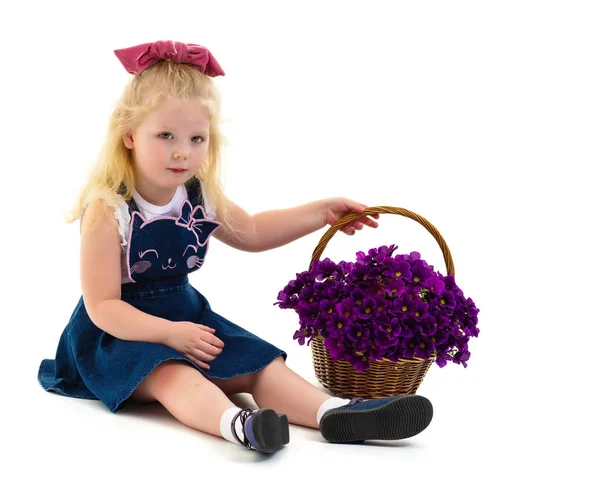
[{"x1": 168, "y1": 168, "x2": 187, "y2": 174}]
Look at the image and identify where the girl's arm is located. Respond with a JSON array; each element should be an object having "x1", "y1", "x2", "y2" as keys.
[
  {"x1": 212, "y1": 196, "x2": 378, "y2": 253},
  {"x1": 80, "y1": 200, "x2": 172, "y2": 343},
  {"x1": 211, "y1": 197, "x2": 327, "y2": 253}
]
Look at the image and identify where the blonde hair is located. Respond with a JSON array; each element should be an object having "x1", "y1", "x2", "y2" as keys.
[{"x1": 66, "y1": 60, "x2": 238, "y2": 239}]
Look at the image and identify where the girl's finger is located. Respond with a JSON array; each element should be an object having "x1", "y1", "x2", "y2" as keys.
[
  {"x1": 210, "y1": 335, "x2": 225, "y2": 348},
  {"x1": 198, "y1": 331, "x2": 224, "y2": 349},
  {"x1": 197, "y1": 324, "x2": 215, "y2": 332},
  {"x1": 185, "y1": 353, "x2": 210, "y2": 370},
  {"x1": 197, "y1": 340, "x2": 222, "y2": 356},
  {"x1": 357, "y1": 203, "x2": 379, "y2": 220},
  {"x1": 193, "y1": 348, "x2": 216, "y2": 362}
]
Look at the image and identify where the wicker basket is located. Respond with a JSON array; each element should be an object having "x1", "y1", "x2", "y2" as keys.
[{"x1": 308, "y1": 206, "x2": 455, "y2": 399}]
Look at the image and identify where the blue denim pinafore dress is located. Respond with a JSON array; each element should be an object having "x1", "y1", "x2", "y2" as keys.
[{"x1": 38, "y1": 178, "x2": 287, "y2": 412}]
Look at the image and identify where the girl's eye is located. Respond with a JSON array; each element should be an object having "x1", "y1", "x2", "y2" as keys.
[{"x1": 159, "y1": 132, "x2": 204, "y2": 143}]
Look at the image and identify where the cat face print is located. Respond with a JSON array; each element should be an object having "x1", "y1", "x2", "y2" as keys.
[{"x1": 127, "y1": 200, "x2": 220, "y2": 282}]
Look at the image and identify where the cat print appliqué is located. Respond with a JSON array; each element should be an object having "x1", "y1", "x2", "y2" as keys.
[{"x1": 126, "y1": 200, "x2": 221, "y2": 282}]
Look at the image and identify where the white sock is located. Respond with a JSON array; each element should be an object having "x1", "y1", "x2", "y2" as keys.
[
  {"x1": 220, "y1": 407, "x2": 245, "y2": 445},
  {"x1": 316, "y1": 397, "x2": 351, "y2": 424}
]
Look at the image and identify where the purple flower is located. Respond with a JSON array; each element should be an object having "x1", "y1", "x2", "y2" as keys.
[
  {"x1": 293, "y1": 328, "x2": 310, "y2": 346},
  {"x1": 276, "y1": 246, "x2": 479, "y2": 371},
  {"x1": 383, "y1": 257, "x2": 412, "y2": 281},
  {"x1": 318, "y1": 298, "x2": 337, "y2": 320},
  {"x1": 335, "y1": 301, "x2": 356, "y2": 320},
  {"x1": 426, "y1": 275, "x2": 446, "y2": 295},
  {"x1": 351, "y1": 353, "x2": 371, "y2": 372},
  {"x1": 324, "y1": 336, "x2": 345, "y2": 361},
  {"x1": 350, "y1": 262, "x2": 369, "y2": 282},
  {"x1": 410, "y1": 262, "x2": 432, "y2": 286},
  {"x1": 382, "y1": 316, "x2": 402, "y2": 338},
  {"x1": 418, "y1": 316, "x2": 437, "y2": 336},
  {"x1": 374, "y1": 327, "x2": 399, "y2": 349},
  {"x1": 357, "y1": 297, "x2": 377, "y2": 320},
  {"x1": 383, "y1": 278, "x2": 407, "y2": 297},
  {"x1": 372, "y1": 295, "x2": 388, "y2": 316},
  {"x1": 350, "y1": 288, "x2": 368, "y2": 307},
  {"x1": 439, "y1": 291, "x2": 457, "y2": 309},
  {"x1": 347, "y1": 324, "x2": 371, "y2": 343},
  {"x1": 392, "y1": 296, "x2": 417, "y2": 315},
  {"x1": 312, "y1": 257, "x2": 342, "y2": 280},
  {"x1": 325, "y1": 281, "x2": 345, "y2": 300},
  {"x1": 412, "y1": 302, "x2": 430, "y2": 322},
  {"x1": 325, "y1": 313, "x2": 351, "y2": 339}
]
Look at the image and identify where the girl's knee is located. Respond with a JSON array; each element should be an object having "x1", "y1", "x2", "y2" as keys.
[
  {"x1": 144, "y1": 360, "x2": 202, "y2": 394},
  {"x1": 264, "y1": 356, "x2": 286, "y2": 371},
  {"x1": 252, "y1": 356, "x2": 286, "y2": 384},
  {"x1": 130, "y1": 360, "x2": 186, "y2": 402}
]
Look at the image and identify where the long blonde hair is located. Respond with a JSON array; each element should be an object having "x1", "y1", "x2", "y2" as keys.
[{"x1": 66, "y1": 60, "x2": 237, "y2": 238}]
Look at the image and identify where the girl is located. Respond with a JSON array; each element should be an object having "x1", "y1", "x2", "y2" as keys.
[{"x1": 38, "y1": 40, "x2": 434, "y2": 454}]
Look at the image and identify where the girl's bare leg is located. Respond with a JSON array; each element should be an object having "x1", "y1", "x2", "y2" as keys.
[
  {"x1": 249, "y1": 357, "x2": 333, "y2": 428},
  {"x1": 130, "y1": 360, "x2": 241, "y2": 437}
]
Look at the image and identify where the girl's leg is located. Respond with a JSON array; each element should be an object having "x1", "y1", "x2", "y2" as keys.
[
  {"x1": 249, "y1": 357, "x2": 333, "y2": 428},
  {"x1": 130, "y1": 360, "x2": 289, "y2": 453},
  {"x1": 130, "y1": 360, "x2": 237, "y2": 437}
]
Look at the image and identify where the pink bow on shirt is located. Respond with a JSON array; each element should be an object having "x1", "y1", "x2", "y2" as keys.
[{"x1": 114, "y1": 40, "x2": 225, "y2": 76}]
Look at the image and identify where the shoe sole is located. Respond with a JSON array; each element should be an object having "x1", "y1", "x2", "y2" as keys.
[
  {"x1": 250, "y1": 409, "x2": 290, "y2": 453},
  {"x1": 320, "y1": 395, "x2": 433, "y2": 443}
]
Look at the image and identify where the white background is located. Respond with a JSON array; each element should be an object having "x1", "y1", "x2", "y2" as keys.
[{"x1": 1, "y1": 0, "x2": 598, "y2": 477}]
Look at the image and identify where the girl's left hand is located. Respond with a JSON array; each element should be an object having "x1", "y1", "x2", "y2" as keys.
[{"x1": 324, "y1": 197, "x2": 380, "y2": 235}]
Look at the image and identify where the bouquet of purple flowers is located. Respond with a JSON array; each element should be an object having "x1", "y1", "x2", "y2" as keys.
[{"x1": 275, "y1": 244, "x2": 479, "y2": 372}]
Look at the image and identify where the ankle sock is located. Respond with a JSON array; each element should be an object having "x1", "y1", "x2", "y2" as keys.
[
  {"x1": 220, "y1": 407, "x2": 245, "y2": 445},
  {"x1": 316, "y1": 397, "x2": 351, "y2": 424}
]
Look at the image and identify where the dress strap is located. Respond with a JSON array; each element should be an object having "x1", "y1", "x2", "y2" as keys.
[
  {"x1": 116, "y1": 183, "x2": 141, "y2": 215},
  {"x1": 126, "y1": 198, "x2": 140, "y2": 214},
  {"x1": 185, "y1": 176, "x2": 205, "y2": 209}
]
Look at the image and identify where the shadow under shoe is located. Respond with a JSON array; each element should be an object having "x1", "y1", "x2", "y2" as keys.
[
  {"x1": 232, "y1": 408, "x2": 290, "y2": 454},
  {"x1": 319, "y1": 394, "x2": 434, "y2": 444}
]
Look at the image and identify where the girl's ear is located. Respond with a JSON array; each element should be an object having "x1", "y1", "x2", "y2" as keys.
[{"x1": 123, "y1": 130, "x2": 134, "y2": 149}]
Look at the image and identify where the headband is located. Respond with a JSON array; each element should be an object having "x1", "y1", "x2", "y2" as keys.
[{"x1": 114, "y1": 40, "x2": 225, "y2": 76}]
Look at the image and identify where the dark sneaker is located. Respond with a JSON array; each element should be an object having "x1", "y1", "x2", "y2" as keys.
[
  {"x1": 232, "y1": 408, "x2": 290, "y2": 453},
  {"x1": 319, "y1": 395, "x2": 433, "y2": 444}
]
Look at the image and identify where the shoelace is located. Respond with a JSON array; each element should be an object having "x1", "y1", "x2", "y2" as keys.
[
  {"x1": 347, "y1": 397, "x2": 365, "y2": 407},
  {"x1": 231, "y1": 407, "x2": 255, "y2": 450}
]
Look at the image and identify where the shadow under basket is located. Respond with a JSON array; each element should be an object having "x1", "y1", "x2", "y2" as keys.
[{"x1": 307, "y1": 205, "x2": 455, "y2": 398}]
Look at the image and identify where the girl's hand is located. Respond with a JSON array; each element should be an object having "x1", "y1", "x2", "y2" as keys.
[
  {"x1": 164, "y1": 322, "x2": 224, "y2": 370},
  {"x1": 324, "y1": 197, "x2": 380, "y2": 235}
]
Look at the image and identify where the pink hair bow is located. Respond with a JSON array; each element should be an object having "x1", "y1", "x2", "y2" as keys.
[{"x1": 114, "y1": 40, "x2": 225, "y2": 76}]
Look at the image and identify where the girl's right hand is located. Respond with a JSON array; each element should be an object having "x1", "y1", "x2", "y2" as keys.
[{"x1": 164, "y1": 322, "x2": 224, "y2": 370}]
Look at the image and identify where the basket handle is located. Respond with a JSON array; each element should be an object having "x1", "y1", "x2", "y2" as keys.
[{"x1": 309, "y1": 206, "x2": 455, "y2": 277}]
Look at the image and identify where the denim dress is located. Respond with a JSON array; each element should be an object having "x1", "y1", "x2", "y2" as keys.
[{"x1": 38, "y1": 178, "x2": 287, "y2": 412}]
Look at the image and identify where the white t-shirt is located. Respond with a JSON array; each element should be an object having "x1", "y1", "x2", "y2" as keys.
[{"x1": 113, "y1": 184, "x2": 217, "y2": 283}]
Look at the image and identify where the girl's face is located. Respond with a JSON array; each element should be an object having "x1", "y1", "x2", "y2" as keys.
[{"x1": 123, "y1": 96, "x2": 210, "y2": 196}]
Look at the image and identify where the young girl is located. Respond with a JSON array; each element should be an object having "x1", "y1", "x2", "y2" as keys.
[{"x1": 38, "y1": 40, "x2": 434, "y2": 454}]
